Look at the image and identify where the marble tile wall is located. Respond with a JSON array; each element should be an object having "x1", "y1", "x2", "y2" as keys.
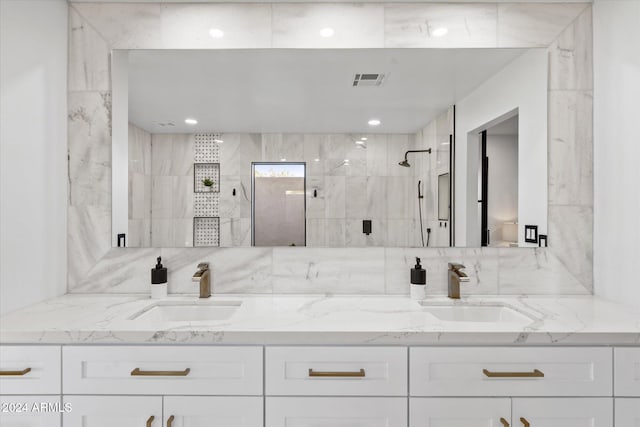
[
  {"x1": 127, "y1": 123, "x2": 151, "y2": 247},
  {"x1": 67, "y1": 2, "x2": 593, "y2": 296},
  {"x1": 150, "y1": 134, "x2": 195, "y2": 247}
]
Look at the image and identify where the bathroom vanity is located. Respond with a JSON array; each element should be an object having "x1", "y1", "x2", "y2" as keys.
[{"x1": 1, "y1": 295, "x2": 639, "y2": 426}]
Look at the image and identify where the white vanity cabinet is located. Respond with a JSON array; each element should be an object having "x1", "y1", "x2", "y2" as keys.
[
  {"x1": 63, "y1": 395, "x2": 161, "y2": 427},
  {"x1": 410, "y1": 398, "x2": 511, "y2": 426},
  {"x1": 63, "y1": 346, "x2": 262, "y2": 395},
  {"x1": 265, "y1": 347, "x2": 408, "y2": 426},
  {"x1": 61, "y1": 346, "x2": 264, "y2": 427},
  {"x1": 0, "y1": 346, "x2": 62, "y2": 427},
  {"x1": 266, "y1": 397, "x2": 407, "y2": 427},
  {"x1": 615, "y1": 398, "x2": 640, "y2": 425},
  {"x1": 614, "y1": 347, "x2": 640, "y2": 396},
  {"x1": 0, "y1": 346, "x2": 61, "y2": 395},
  {"x1": 162, "y1": 396, "x2": 263, "y2": 427},
  {"x1": 0, "y1": 396, "x2": 62, "y2": 427},
  {"x1": 512, "y1": 398, "x2": 613, "y2": 427},
  {"x1": 409, "y1": 398, "x2": 613, "y2": 427},
  {"x1": 410, "y1": 347, "x2": 613, "y2": 396}
]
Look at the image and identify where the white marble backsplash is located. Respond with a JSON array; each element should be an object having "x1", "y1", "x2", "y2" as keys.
[
  {"x1": 70, "y1": 246, "x2": 588, "y2": 296},
  {"x1": 67, "y1": 2, "x2": 593, "y2": 296}
]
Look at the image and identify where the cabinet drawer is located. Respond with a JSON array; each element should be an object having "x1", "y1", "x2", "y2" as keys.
[
  {"x1": 265, "y1": 346, "x2": 407, "y2": 396},
  {"x1": 63, "y1": 346, "x2": 262, "y2": 395},
  {"x1": 615, "y1": 347, "x2": 640, "y2": 396},
  {"x1": 410, "y1": 347, "x2": 612, "y2": 396},
  {"x1": 0, "y1": 396, "x2": 62, "y2": 427},
  {"x1": 0, "y1": 346, "x2": 61, "y2": 395},
  {"x1": 266, "y1": 397, "x2": 406, "y2": 427},
  {"x1": 164, "y1": 396, "x2": 263, "y2": 427}
]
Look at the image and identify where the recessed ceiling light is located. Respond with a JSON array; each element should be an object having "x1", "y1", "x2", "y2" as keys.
[
  {"x1": 368, "y1": 119, "x2": 381, "y2": 126},
  {"x1": 355, "y1": 140, "x2": 366, "y2": 146},
  {"x1": 314, "y1": 158, "x2": 320, "y2": 162},
  {"x1": 185, "y1": 118, "x2": 198, "y2": 125},
  {"x1": 319, "y1": 28, "x2": 335, "y2": 38},
  {"x1": 344, "y1": 159, "x2": 350, "y2": 164},
  {"x1": 433, "y1": 27, "x2": 448, "y2": 37},
  {"x1": 209, "y1": 28, "x2": 224, "y2": 38},
  {"x1": 360, "y1": 137, "x2": 368, "y2": 141}
]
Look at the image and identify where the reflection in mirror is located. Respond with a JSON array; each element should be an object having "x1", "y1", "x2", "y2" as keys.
[
  {"x1": 252, "y1": 163, "x2": 306, "y2": 247},
  {"x1": 112, "y1": 48, "x2": 547, "y2": 248},
  {"x1": 475, "y1": 114, "x2": 519, "y2": 248}
]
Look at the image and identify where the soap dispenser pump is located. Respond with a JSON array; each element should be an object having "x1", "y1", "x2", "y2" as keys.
[
  {"x1": 151, "y1": 256, "x2": 168, "y2": 299},
  {"x1": 410, "y1": 257, "x2": 426, "y2": 300}
]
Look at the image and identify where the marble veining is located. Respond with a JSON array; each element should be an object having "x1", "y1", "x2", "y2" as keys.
[
  {"x1": 384, "y1": 3, "x2": 497, "y2": 48},
  {"x1": 1, "y1": 294, "x2": 638, "y2": 345},
  {"x1": 66, "y1": 2, "x2": 594, "y2": 296}
]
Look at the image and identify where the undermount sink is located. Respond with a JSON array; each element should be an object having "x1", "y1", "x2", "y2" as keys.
[
  {"x1": 419, "y1": 302, "x2": 536, "y2": 324},
  {"x1": 129, "y1": 301, "x2": 242, "y2": 322}
]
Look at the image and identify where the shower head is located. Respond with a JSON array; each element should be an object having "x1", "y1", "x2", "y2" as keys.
[{"x1": 398, "y1": 149, "x2": 432, "y2": 168}]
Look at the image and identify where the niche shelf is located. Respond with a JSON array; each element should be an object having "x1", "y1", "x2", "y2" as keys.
[
  {"x1": 193, "y1": 217, "x2": 220, "y2": 247},
  {"x1": 194, "y1": 163, "x2": 220, "y2": 193}
]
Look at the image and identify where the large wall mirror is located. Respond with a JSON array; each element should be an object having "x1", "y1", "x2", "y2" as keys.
[{"x1": 112, "y1": 48, "x2": 547, "y2": 248}]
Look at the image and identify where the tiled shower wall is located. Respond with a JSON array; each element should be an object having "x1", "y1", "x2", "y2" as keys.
[
  {"x1": 414, "y1": 108, "x2": 454, "y2": 248},
  {"x1": 68, "y1": 2, "x2": 593, "y2": 296},
  {"x1": 130, "y1": 131, "x2": 429, "y2": 248}
]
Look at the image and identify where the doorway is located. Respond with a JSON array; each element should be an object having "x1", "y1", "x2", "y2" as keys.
[{"x1": 476, "y1": 115, "x2": 519, "y2": 247}]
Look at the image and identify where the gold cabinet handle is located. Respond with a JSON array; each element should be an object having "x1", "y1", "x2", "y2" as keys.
[
  {"x1": 167, "y1": 415, "x2": 174, "y2": 427},
  {"x1": 131, "y1": 368, "x2": 190, "y2": 376},
  {"x1": 0, "y1": 367, "x2": 31, "y2": 376},
  {"x1": 146, "y1": 415, "x2": 154, "y2": 427},
  {"x1": 308, "y1": 368, "x2": 365, "y2": 377},
  {"x1": 500, "y1": 417, "x2": 510, "y2": 427},
  {"x1": 483, "y1": 369, "x2": 544, "y2": 378},
  {"x1": 520, "y1": 417, "x2": 530, "y2": 427}
]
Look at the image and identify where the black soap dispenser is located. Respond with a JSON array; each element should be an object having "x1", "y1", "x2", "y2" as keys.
[
  {"x1": 150, "y1": 256, "x2": 168, "y2": 298},
  {"x1": 410, "y1": 257, "x2": 426, "y2": 300}
]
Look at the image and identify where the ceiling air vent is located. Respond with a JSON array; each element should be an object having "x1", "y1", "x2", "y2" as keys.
[{"x1": 352, "y1": 73, "x2": 386, "y2": 87}]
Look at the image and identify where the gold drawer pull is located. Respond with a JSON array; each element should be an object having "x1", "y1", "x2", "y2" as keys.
[
  {"x1": 167, "y1": 415, "x2": 175, "y2": 427},
  {"x1": 483, "y1": 369, "x2": 544, "y2": 378},
  {"x1": 308, "y1": 368, "x2": 365, "y2": 377},
  {"x1": 0, "y1": 367, "x2": 31, "y2": 376},
  {"x1": 520, "y1": 417, "x2": 530, "y2": 427},
  {"x1": 131, "y1": 368, "x2": 190, "y2": 376},
  {"x1": 500, "y1": 417, "x2": 510, "y2": 427},
  {"x1": 146, "y1": 415, "x2": 154, "y2": 427}
]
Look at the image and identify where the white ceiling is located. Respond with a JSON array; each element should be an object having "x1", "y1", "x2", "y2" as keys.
[{"x1": 128, "y1": 48, "x2": 527, "y2": 134}]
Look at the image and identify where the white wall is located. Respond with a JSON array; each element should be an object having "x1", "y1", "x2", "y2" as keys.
[
  {"x1": 593, "y1": 0, "x2": 640, "y2": 309},
  {"x1": 0, "y1": 0, "x2": 68, "y2": 315},
  {"x1": 455, "y1": 49, "x2": 548, "y2": 247}
]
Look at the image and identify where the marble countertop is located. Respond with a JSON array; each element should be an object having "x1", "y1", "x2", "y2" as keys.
[{"x1": 1, "y1": 294, "x2": 639, "y2": 345}]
